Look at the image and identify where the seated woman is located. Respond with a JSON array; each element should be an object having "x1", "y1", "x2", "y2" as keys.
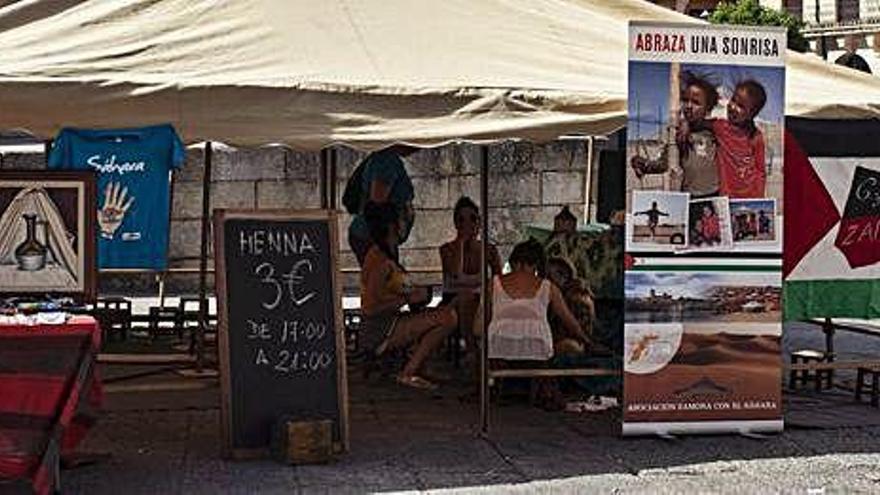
[
  {"x1": 360, "y1": 201, "x2": 458, "y2": 390},
  {"x1": 475, "y1": 239, "x2": 589, "y2": 362},
  {"x1": 439, "y1": 196, "x2": 502, "y2": 360}
]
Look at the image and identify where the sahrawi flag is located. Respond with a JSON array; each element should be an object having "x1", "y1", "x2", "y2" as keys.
[{"x1": 784, "y1": 131, "x2": 880, "y2": 319}]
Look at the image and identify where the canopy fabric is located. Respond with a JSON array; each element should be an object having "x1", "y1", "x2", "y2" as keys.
[{"x1": 0, "y1": 0, "x2": 878, "y2": 150}]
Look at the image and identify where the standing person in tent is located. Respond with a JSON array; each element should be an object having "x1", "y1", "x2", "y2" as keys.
[
  {"x1": 545, "y1": 206, "x2": 583, "y2": 271},
  {"x1": 633, "y1": 201, "x2": 668, "y2": 239},
  {"x1": 344, "y1": 145, "x2": 418, "y2": 266}
]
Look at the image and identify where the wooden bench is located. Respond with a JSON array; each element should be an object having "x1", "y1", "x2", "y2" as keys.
[
  {"x1": 787, "y1": 360, "x2": 880, "y2": 397},
  {"x1": 487, "y1": 366, "x2": 620, "y2": 411},
  {"x1": 786, "y1": 360, "x2": 880, "y2": 372},
  {"x1": 489, "y1": 368, "x2": 619, "y2": 379}
]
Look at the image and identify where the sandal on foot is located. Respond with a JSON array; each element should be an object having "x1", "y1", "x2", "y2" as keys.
[
  {"x1": 396, "y1": 375, "x2": 438, "y2": 390},
  {"x1": 421, "y1": 368, "x2": 452, "y2": 383},
  {"x1": 61, "y1": 452, "x2": 111, "y2": 470}
]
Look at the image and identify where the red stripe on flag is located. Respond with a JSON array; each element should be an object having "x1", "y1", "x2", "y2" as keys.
[{"x1": 783, "y1": 131, "x2": 841, "y2": 278}]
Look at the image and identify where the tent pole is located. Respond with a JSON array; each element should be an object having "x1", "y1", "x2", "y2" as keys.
[
  {"x1": 44, "y1": 140, "x2": 52, "y2": 166},
  {"x1": 320, "y1": 148, "x2": 329, "y2": 209},
  {"x1": 823, "y1": 317, "x2": 835, "y2": 384},
  {"x1": 329, "y1": 147, "x2": 338, "y2": 209},
  {"x1": 196, "y1": 141, "x2": 213, "y2": 372},
  {"x1": 479, "y1": 144, "x2": 490, "y2": 436},
  {"x1": 583, "y1": 137, "x2": 594, "y2": 223}
]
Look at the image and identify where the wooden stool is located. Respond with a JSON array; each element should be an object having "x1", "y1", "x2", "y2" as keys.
[
  {"x1": 343, "y1": 308, "x2": 362, "y2": 354},
  {"x1": 148, "y1": 306, "x2": 183, "y2": 340},
  {"x1": 94, "y1": 297, "x2": 132, "y2": 341},
  {"x1": 789, "y1": 349, "x2": 833, "y2": 390},
  {"x1": 855, "y1": 366, "x2": 880, "y2": 407}
]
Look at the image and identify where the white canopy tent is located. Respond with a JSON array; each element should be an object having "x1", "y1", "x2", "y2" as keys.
[
  {"x1": 3, "y1": 0, "x2": 880, "y2": 434},
  {"x1": 0, "y1": 0, "x2": 879, "y2": 151}
]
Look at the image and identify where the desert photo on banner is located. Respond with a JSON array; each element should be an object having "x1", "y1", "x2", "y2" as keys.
[{"x1": 624, "y1": 321, "x2": 781, "y2": 423}]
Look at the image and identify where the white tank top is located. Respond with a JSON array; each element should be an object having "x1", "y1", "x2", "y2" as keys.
[{"x1": 488, "y1": 276, "x2": 554, "y2": 360}]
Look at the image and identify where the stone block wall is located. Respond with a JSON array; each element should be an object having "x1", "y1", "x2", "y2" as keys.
[
  {"x1": 0, "y1": 140, "x2": 591, "y2": 295},
  {"x1": 333, "y1": 141, "x2": 591, "y2": 289}
]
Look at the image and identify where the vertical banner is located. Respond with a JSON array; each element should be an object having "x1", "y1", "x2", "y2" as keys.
[{"x1": 624, "y1": 22, "x2": 785, "y2": 436}]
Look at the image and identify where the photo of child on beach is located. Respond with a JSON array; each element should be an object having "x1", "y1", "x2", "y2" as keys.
[
  {"x1": 687, "y1": 197, "x2": 732, "y2": 250},
  {"x1": 629, "y1": 190, "x2": 688, "y2": 249}
]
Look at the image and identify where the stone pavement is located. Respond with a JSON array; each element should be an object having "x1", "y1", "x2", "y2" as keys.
[
  {"x1": 64, "y1": 381, "x2": 880, "y2": 494},
  {"x1": 62, "y1": 323, "x2": 880, "y2": 494}
]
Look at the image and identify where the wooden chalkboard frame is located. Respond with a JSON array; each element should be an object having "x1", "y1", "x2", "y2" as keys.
[{"x1": 214, "y1": 209, "x2": 349, "y2": 459}]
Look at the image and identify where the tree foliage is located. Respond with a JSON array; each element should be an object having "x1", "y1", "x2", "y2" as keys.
[{"x1": 709, "y1": 0, "x2": 809, "y2": 52}]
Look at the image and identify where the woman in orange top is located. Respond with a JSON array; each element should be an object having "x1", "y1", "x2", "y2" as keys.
[{"x1": 361, "y1": 202, "x2": 458, "y2": 390}]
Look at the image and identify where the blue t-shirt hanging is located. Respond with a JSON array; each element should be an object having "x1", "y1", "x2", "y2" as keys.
[{"x1": 48, "y1": 124, "x2": 186, "y2": 269}]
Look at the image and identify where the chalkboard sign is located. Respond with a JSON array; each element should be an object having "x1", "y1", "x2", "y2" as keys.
[{"x1": 214, "y1": 209, "x2": 348, "y2": 459}]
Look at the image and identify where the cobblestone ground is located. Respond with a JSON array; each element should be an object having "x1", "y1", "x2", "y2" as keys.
[{"x1": 63, "y1": 322, "x2": 880, "y2": 494}]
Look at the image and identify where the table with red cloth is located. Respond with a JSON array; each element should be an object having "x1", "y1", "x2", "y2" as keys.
[{"x1": 0, "y1": 316, "x2": 103, "y2": 495}]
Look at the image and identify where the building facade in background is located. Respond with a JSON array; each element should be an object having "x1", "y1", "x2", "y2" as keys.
[
  {"x1": 650, "y1": 0, "x2": 880, "y2": 73},
  {"x1": 648, "y1": 0, "x2": 722, "y2": 17},
  {"x1": 780, "y1": 0, "x2": 880, "y2": 73}
]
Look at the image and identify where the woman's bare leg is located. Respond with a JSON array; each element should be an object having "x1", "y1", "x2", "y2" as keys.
[{"x1": 386, "y1": 306, "x2": 457, "y2": 377}]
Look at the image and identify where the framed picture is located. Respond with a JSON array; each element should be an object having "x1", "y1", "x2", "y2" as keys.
[
  {"x1": 687, "y1": 196, "x2": 733, "y2": 251},
  {"x1": 627, "y1": 190, "x2": 689, "y2": 251},
  {"x1": 0, "y1": 171, "x2": 97, "y2": 302}
]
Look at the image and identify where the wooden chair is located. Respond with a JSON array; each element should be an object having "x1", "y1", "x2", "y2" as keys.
[
  {"x1": 93, "y1": 297, "x2": 132, "y2": 342},
  {"x1": 148, "y1": 305, "x2": 183, "y2": 340},
  {"x1": 855, "y1": 366, "x2": 880, "y2": 407},
  {"x1": 343, "y1": 308, "x2": 362, "y2": 355},
  {"x1": 789, "y1": 349, "x2": 833, "y2": 391}
]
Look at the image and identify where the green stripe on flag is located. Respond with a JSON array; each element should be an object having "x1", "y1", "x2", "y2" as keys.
[
  {"x1": 784, "y1": 280, "x2": 880, "y2": 321},
  {"x1": 630, "y1": 265, "x2": 781, "y2": 272}
]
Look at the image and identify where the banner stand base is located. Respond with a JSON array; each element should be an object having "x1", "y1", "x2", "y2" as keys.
[{"x1": 623, "y1": 420, "x2": 784, "y2": 437}]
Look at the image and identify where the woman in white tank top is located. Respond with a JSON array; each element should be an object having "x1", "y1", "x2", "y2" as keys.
[{"x1": 476, "y1": 239, "x2": 589, "y2": 361}]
